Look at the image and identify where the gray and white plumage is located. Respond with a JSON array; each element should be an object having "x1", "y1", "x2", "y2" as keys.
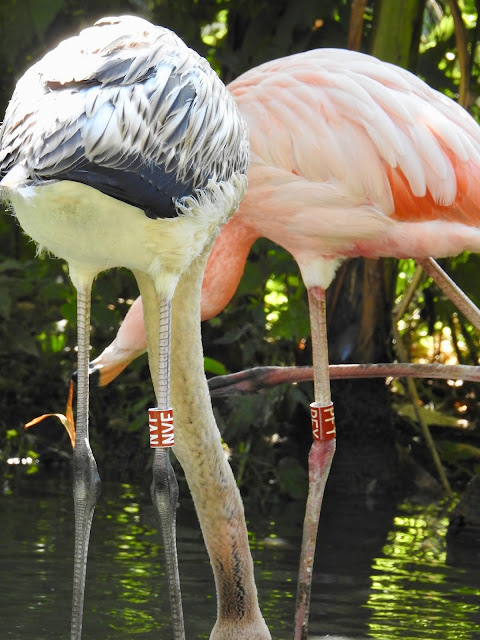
[
  {"x1": 0, "y1": 15, "x2": 249, "y2": 295},
  {"x1": 0, "y1": 15, "x2": 249, "y2": 219}
]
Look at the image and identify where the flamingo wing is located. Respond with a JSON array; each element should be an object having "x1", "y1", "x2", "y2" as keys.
[
  {"x1": 228, "y1": 49, "x2": 480, "y2": 267},
  {"x1": 230, "y1": 49, "x2": 480, "y2": 217}
]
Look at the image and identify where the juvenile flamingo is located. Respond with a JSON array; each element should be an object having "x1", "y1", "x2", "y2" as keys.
[
  {"x1": 0, "y1": 15, "x2": 264, "y2": 640},
  {"x1": 89, "y1": 49, "x2": 480, "y2": 639}
]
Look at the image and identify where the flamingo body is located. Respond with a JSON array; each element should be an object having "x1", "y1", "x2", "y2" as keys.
[
  {"x1": 93, "y1": 48, "x2": 480, "y2": 375},
  {"x1": 85, "y1": 48, "x2": 480, "y2": 639},
  {"x1": 0, "y1": 16, "x2": 248, "y2": 294},
  {"x1": 224, "y1": 48, "x2": 480, "y2": 293},
  {"x1": 0, "y1": 15, "x2": 257, "y2": 640}
]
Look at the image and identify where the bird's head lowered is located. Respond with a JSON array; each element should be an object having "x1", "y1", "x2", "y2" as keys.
[
  {"x1": 0, "y1": 16, "x2": 249, "y2": 296},
  {"x1": 0, "y1": 15, "x2": 249, "y2": 228}
]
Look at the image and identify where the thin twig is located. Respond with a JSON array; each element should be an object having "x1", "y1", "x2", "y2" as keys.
[{"x1": 446, "y1": 0, "x2": 471, "y2": 108}]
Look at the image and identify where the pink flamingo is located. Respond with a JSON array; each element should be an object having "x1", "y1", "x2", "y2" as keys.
[
  {"x1": 88, "y1": 48, "x2": 480, "y2": 639},
  {"x1": 231, "y1": 53, "x2": 480, "y2": 639}
]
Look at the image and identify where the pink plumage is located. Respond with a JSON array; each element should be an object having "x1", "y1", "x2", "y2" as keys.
[
  {"x1": 89, "y1": 48, "x2": 480, "y2": 640},
  {"x1": 204, "y1": 49, "x2": 480, "y2": 313},
  {"x1": 94, "y1": 48, "x2": 480, "y2": 342}
]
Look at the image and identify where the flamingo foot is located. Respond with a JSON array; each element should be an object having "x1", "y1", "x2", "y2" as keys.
[
  {"x1": 70, "y1": 438, "x2": 101, "y2": 640},
  {"x1": 210, "y1": 617, "x2": 271, "y2": 639},
  {"x1": 151, "y1": 446, "x2": 185, "y2": 639}
]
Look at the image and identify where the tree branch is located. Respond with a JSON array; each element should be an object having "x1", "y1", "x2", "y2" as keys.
[
  {"x1": 348, "y1": 0, "x2": 368, "y2": 51},
  {"x1": 446, "y1": 0, "x2": 471, "y2": 108}
]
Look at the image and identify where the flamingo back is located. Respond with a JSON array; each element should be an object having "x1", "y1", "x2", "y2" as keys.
[
  {"x1": 0, "y1": 16, "x2": 249, "y2": 221},
  {"x1": 227, "y1": 49, "x2": 480, "y2": 279}
]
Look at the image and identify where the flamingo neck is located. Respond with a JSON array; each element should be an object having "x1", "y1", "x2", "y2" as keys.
[
  {"x1": 201, "y1": 214, "x2": 258, "y2": 320},
  {"x1": 164, "y1": 248, "x2": 269, "y2": 636}
]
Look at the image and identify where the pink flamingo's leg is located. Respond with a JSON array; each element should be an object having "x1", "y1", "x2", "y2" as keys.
[{"x1": 294, "y1": 286, "x2": 336, "y2": 640}]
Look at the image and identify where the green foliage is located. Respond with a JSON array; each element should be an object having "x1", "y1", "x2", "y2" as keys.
[
  {"x1": 436, "y1": 440, "x2": 480, "y2": 464},
  {"x1": 371, "y1": 0, "x2": 425, "y2": 66},
  {"x1": 220, "y1": 0, "x2": 352, "y2": 80},
  {"x1": 213, "y1": 383, "x2": 312, "y2": 503},
  {"x1": 204, "y1": 357, "x2": 227, "y2": 375},
  {"x1": 1, "y1": 0, "x2": 480, "y2": 502}
]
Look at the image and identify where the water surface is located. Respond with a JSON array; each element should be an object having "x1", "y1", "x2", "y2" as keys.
[{"x1": 1, "y1": 473, "x2": 479, "y2": 639}]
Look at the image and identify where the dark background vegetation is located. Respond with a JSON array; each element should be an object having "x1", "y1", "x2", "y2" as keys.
[{"x1": 1, "y1": 0, "x2": 480, "y2": 507}]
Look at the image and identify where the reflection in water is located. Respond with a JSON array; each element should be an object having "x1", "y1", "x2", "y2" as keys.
[
  {"x1": 366, "y1": 501, "x2": 480, "y2": 639},
  {"x1": 1, "y1": 476, "x2": 480, "y2": 639}
]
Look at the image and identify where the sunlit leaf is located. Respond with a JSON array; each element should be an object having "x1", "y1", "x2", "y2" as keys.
[
  {"x1": 204, "y1": 357, "x2": 228, "y2": 375},
  {"x1": 395, "y1": 402, "x2": 471, "y2": 429}
]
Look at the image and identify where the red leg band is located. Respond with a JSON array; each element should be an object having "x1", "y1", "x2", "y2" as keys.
[
  {"x1": 148, "y1": 408, "x2": 174, "y2": 448},
  {"x1": 310, "y1": 402, "x2": 336, "y2": 441}
]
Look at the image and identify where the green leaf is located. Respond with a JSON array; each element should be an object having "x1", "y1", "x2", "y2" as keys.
[
  {"x1": 29, "y1": 0, "x2": 64, "y2": 40},
  {"x1": 204, "y1": 357, "x2": 227, "y2": 375},
  {"x1": 436, "y1": 441, "x2": 480, "y2": 463},
  {"x1": 394, "y1": 402, "x2": 471, "y2": 429},
  {"x1": 0, "y1": 258, "x2": 22, "y2": 273}
]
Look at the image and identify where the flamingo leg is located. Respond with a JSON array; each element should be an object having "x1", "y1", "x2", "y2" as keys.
[
  {"x1": 134, "y1": 272, "x2": 184, "y2": 639},
  {"x1": 70, "y1": 283, "x2": 101, "y2": 640},
  {"x1": 150, "y1": 296, "x2": 184, "y2": 640},
  {"x1": 294, "y1": 286, "x2": 336, "y2": 640}
]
